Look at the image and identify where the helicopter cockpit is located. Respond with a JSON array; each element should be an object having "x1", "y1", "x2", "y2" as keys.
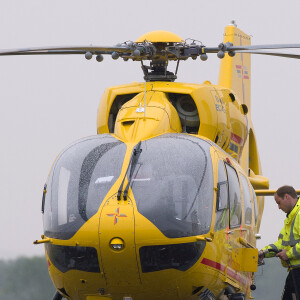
[{"x1": 42, "y1": 133, "x2": 213, "y2": 241}]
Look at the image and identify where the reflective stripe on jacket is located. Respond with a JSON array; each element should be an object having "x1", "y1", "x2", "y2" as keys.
[{"x1": 263, "y1": 198, "x2": 300, "y2": 268}]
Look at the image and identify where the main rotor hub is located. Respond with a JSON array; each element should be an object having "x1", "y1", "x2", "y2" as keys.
[{"x1": 134, "y1": 31, "x2": 184, "y2": 82}]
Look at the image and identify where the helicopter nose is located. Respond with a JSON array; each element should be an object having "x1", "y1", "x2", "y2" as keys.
[{"x1": 99, "y1": 196, "x2": 141, "y2": 286}]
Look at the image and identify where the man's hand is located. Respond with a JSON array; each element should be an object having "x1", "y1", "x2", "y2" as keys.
[
  {"x1": 276, "y1": 249, "x2": 289, "y2": 261},
  {"x1": 258, "y1": 250, "x2": 265, "y2": 265},
  {"x1": 258, "y1": 250, "x2": 265, "y2": 258}
]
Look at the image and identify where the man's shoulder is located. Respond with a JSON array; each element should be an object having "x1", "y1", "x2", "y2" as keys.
[{"x1": 288, "y1": 201, "x2": 300, "y2": 221}]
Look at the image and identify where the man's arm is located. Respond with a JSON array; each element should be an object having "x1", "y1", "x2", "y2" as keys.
[{"x1": 260, "y1": 229, "x2": 284, "y2": 258}]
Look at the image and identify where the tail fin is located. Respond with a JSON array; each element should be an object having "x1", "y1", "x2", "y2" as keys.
[{"x1": 218, "y1": 24, "x2": 251, "y2": 112}]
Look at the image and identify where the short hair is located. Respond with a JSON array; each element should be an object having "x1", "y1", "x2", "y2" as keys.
[{"x1": 276, "y1": 185, "x2": 297, "y2": 199}]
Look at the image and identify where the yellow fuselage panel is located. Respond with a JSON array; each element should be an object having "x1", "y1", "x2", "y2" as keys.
[{"x1": 114, "y1": 91, "x2": 182, "y2": 143}]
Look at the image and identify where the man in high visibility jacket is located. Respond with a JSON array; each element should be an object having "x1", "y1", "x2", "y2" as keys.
[{"x1": 259, "y1": 185, "x2": 300, "y2": 300}]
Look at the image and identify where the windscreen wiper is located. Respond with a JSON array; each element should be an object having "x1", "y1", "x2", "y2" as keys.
[{"x1": 117, "y1": 141, "x2": 142, "y2": 200}]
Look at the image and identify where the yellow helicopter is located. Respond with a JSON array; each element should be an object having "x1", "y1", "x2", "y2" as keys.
[{"x1": 3, "y1": 23, "x2": 300, "y2": 300}]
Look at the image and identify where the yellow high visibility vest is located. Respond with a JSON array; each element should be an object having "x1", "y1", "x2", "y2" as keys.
[{"x1": 263, "y1": 198, "x2": 300, "y2": 268}]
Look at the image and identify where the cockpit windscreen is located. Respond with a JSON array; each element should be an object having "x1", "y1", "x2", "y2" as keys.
[
  {"x1": 43, "y1": 135, "x2": 126, "y2": 239},
  {"x1": 131, "y1": 134, "x2": 213, "y2": 238}
]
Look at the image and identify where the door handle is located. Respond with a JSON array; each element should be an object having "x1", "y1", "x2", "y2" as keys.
[
  {"x1": 196, "y1": 235, "x2": 213, "y2": 242},
  {"x1": 238, "y1": 237, "x2": 255, "y2": 249}
]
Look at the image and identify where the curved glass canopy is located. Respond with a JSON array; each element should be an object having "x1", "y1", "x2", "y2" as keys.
[
  {"x1": 131, "y1": 134, "x2": 214, "y2": 238},
  {"x1": 43, "y1": 135, "x2": 126, "y2": 239},
  {"x1": 43, "y1": 133, "x2": 213, "y2": 240}
]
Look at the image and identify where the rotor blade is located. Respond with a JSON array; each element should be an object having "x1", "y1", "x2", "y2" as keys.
[
  {"x1": 0, "y1": 50, "x2": 87, "y2": 56},
  {"x1": 0, "y1": 45, "x2": 133, "y2": 56},
  {"x1": 229, "y1": 44, "x2": 300, "y2": 51},
  {"x1": 237, "y1": 50, "x2": 300, "y2": 59},
  {"x1": 202, "y1": 44, "x2": 300, "y2": 53}
]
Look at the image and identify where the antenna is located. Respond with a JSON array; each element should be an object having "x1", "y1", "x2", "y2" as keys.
[{"x1": 144, "y1": 80, "x2": 147, "y2": 118}]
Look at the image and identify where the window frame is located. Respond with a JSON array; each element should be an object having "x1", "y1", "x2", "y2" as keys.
[
  {"x1": 216, "y1": 180, "x2": 229, "y2": 211},
  {"x1": 214, "y1": 160, "x2": 229, "y2": 232},
  {"x1": 225, "y1": 163, "x2": 242, "y2": 229},
  {"x1": 250, "y1": 185, "x2": 258, "y2": 225},
  {"x1": 240, "y1": 173, "x2": 254, "y2": 226}
]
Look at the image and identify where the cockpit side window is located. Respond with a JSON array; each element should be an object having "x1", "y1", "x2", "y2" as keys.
[
  {"x1": 225, "y1": 164, "x2": 242, "y2": 228},
  {"x1": 215, "y1": 160, "x2": 229, "y2": 231},
  {"x1": 240, "y1": 174, "x2": 253, "y2": 225},
  {"x1": 43, "y1": 135, "x2": 127, "y2": 240}
]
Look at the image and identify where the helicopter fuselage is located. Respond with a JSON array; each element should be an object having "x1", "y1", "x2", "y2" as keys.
[{"x1": 42, "y1": 81, "x2": 259, "y2": 300}]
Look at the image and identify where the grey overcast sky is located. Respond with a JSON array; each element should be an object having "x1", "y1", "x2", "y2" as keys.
[{"x1": 1, "y1": 0, "x2": 300, "y2": 259}]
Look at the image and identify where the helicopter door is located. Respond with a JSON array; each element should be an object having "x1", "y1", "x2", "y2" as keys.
[
  {"x1": 214, "y1": 161, "x2": 248, "y2": 280},
  {"x1": 214, "y1": 160, "x2": 232, "y2": 271},
  {"x1": 225, "y1": 164, "x2": 257, "y2": 276},
  {"x1": 240, "y1": 174, "x2": 255, "y2": 246},
  {"x1": 98, "y1": 196, "x2": 141, "y2": 287},
  {"x1": 224, "y1": 163, "x2": 243, "y2": 272}
]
